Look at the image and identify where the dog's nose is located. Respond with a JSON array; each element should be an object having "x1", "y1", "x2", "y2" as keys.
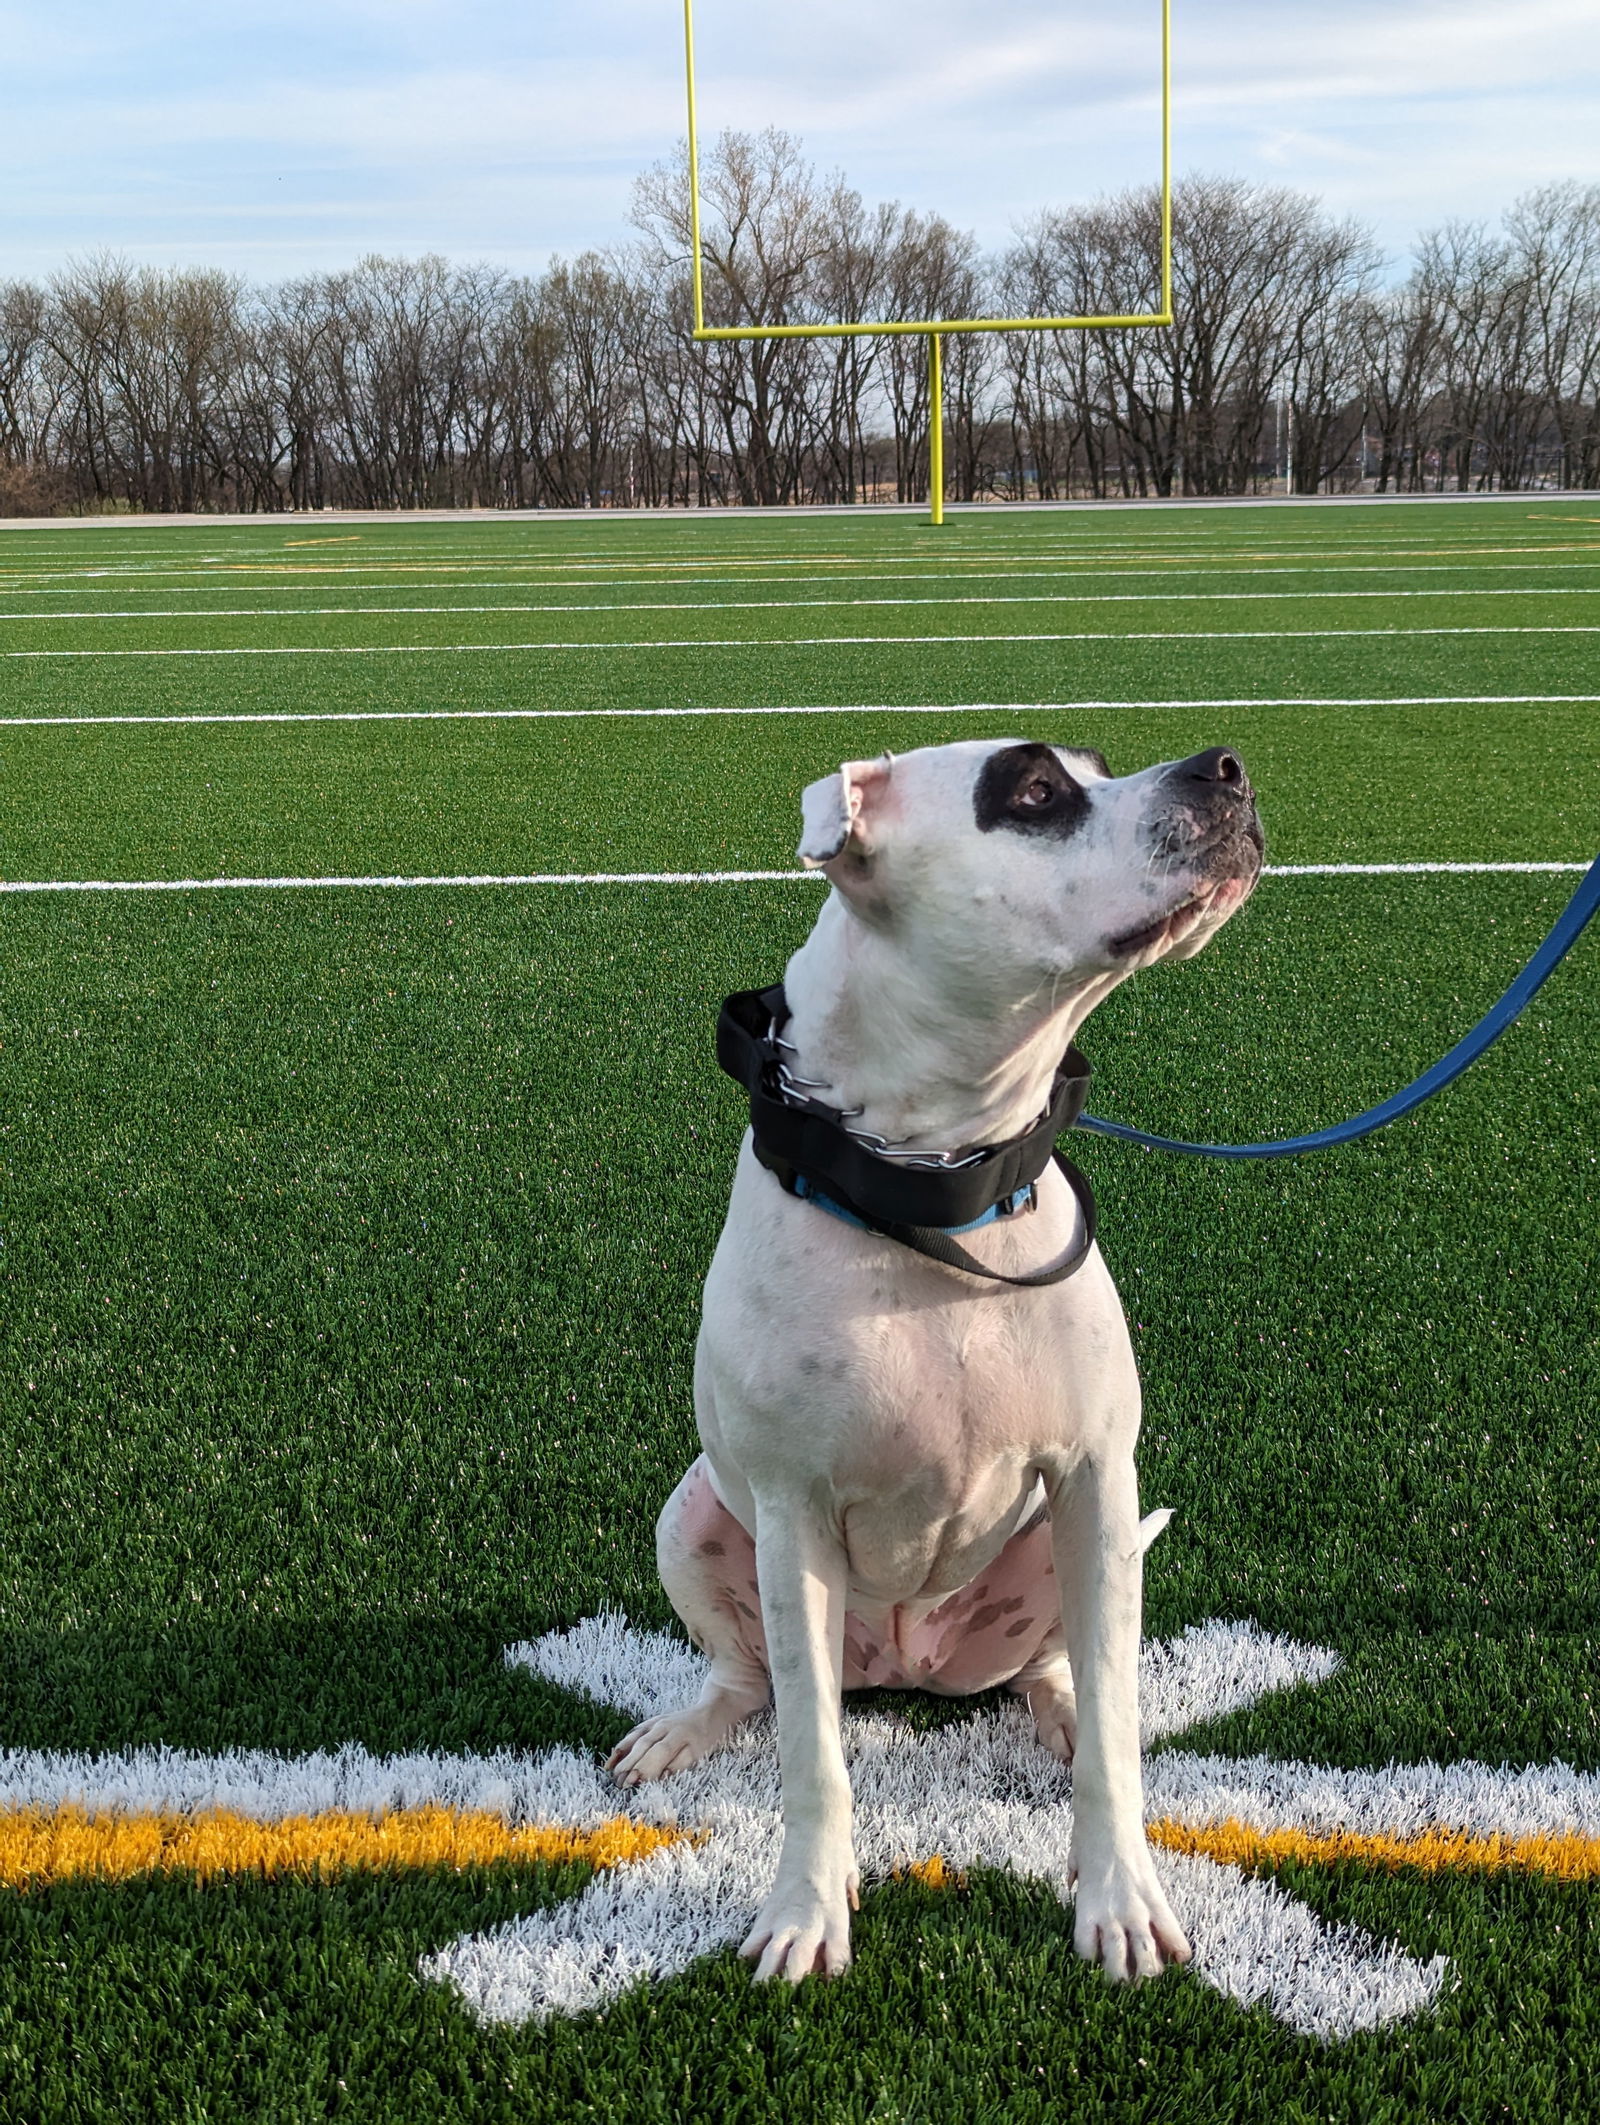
[{"x1": 1169, "y1": 747, "x2": 1246, "y2": 788}]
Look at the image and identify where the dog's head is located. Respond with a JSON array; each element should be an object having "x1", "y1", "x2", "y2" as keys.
[{"x1": 797, "y1": 738, "x2": 1264, "y2": 985}]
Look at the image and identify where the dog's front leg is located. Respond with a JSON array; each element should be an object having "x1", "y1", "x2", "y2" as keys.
[
  {"x1": 739, "y1": 1495, "x2": 859, "y2": 1982},
  {"x1": 1051, "y1": 1452, "x2": 1191, "y2": 1983}
]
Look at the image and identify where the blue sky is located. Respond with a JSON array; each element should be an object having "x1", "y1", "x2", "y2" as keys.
[{"x1": 3, "y1": 0, "x2": 1597, "y2": 283}]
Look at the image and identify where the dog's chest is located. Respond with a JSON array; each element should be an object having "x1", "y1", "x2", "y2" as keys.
[
  {"x1": 852, "y1": 1296, "x2": 1061, "y2": 1452},
  {"x1": 819, "y1": 1321, "x2": 1056, "y2": 1599},
  {"x1": 703, "y1": 1149, "x2": 1132, "y2": 1600}
]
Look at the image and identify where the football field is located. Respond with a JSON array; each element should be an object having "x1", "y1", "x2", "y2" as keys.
[{"x1": 0, "y1": 498, "x2": 1596, "y2": 2120}]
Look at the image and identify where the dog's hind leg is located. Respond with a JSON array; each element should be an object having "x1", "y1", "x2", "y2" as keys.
[
  {"x1": 607, "y1": 1456, "x2": 773, "y2": 1786},
  {"x1": 1007, "y1": 1504, "x2": 1171, "y2": 1763},
  {"x1": 1008, "y1": 1634, "x2": 1079, "y2": 1763}
]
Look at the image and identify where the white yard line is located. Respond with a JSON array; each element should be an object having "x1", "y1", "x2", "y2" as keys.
[
  {"x1": 7, "y1": 623, "x2": 1600, "y2": 661},
  {"x1": 6, "y1": 586, "x2": 1600, "y2": 624},
  {"x1": 5, "y1": 1605, "x2": 1581, "y2": 2042},
  {"x1": 7, "y1": 560, "x2": 1600, "y2": 598},
  {"x1": 5, "y1": 1619, "x2": 1591, "y2": 1844},
  {"x1": 0, "y1": 870, "x2": 813, "y2": 894},
  {"x1": 0, "y1": 863, "x2": 1584, "y2": 896},
  {"x1": 2, "y1": 694, "x2": 1595, "y2": 729},
  {"x1": 1266, "y1": 860, "x2": 1587, "y2": 875}
]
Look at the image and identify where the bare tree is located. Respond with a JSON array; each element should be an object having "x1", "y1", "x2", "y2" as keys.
[
  {"x1": 1356, "y1": 282, "x2": 1444, "y2": 493},
  {"x1": 633, "y1": 129, "x2": 838, "y2": 505},
  {"x1": 0, "y1": 281, "x2": 70, "y2": 514},
  {"x1": 1416, "y1": 224, "x2": 1523, "y2": 490},
  {"x1": 6, "y1": 163, "x2": 1599, "y2": 515},
  {"x1": 1281, "y1": 219, "x2": 1383, "y2": 492},
  {"x1": 1508, "y1": 183, "x2": 1600, "y2": 489},
  {"x1": 875, "y1": 211, "x2": 984, "y2": 501},
  {"x1": 46, "y1": 257, "x2": 243, "y2": 509}
]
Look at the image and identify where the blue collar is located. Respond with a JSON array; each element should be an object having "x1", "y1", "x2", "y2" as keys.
[{"x1": 791, "y1": 1172, "x2": 1038, "y2": 1236}]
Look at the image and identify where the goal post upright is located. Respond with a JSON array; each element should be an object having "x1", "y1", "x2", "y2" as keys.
[
  {"x1": 682, "y1": 0, "x2": 707, "y2": 340},
  {"x1": 680, "y1": 0, "x2": 1174, "y2": 520},
  {"x1": 929, "y1": 334, "x2": 944, "y2": 528}
]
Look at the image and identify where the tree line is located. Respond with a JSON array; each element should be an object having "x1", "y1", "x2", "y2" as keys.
[{"x1": 2, "y1": 132, "x2": 1597, "y2": 513}]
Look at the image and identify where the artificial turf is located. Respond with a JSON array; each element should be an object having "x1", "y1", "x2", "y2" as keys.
[
  {"x1": 1, "y1": 1863, "x2": 1596, "y2": 2124},
  {"x1": 0, "y1": 499, "x2": 1595, "y2": 2120}
]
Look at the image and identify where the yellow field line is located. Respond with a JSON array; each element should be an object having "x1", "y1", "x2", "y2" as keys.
[
  {"x1": 99, "y1": 541, "x2": 1600, "y2": 577},
  {"x1": 1147, "y1": 1818, "x2": 1600, "y2": 1882},
  {"x1": 0, "y1": 1806, "x2": 685, "y2": 1889},
  {"x1": 9, "y1": 1805, "x2": 1598, "y2": 1893},
  {"x1": 897, "y1": 1824, "x2": 1600, "y2": 1893}
]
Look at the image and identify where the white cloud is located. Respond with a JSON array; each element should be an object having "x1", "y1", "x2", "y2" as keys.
[{"x1": 0, "y1": 0, "x2": 1595, "y2": 278}]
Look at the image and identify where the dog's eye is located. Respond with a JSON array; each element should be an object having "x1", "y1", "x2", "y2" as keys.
[{"x1": 1016, "y1": 778, "x2": 1056, "y2": 809}]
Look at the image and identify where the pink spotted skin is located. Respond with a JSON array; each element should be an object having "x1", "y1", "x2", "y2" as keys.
[{"x1": 671, "y1": 1457, "x2": 1064, "y2": 1697}]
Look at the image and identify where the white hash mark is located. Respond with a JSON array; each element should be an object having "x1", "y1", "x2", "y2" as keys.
[{"x1": 418, "y1": 1615, "x2": 1448, "y2": 2041}]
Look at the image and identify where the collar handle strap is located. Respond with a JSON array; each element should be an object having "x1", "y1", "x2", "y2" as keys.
[{"x1": 758, "y1": 1142, "x2": 1098, "y2": 1288}]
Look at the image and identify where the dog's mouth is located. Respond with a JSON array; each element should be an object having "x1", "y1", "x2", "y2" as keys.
[
  {"x1": 1107, "y1": 870, "x2": 1257, "y2": 960},
  {"x1": 1110, "y1": 806, "x2": 1265, "y2": 961}
]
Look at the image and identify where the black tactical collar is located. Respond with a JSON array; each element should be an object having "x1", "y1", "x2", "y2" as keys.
[{"x1": 715, "y1": 983, "x2": 1098, "y2": 1288}]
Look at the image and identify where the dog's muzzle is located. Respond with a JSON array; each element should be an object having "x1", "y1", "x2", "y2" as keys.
[
  {"x1": 1106, "y1": 749, "x2": 1263, "y2": 960},
  {"x1": 1151, "y1": 747, "x2": 1264, "y2": 881}
]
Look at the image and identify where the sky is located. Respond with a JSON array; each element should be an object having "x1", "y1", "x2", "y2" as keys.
[{"x1": 3, "y1": 0, "x2": 1597, "y2": 286}]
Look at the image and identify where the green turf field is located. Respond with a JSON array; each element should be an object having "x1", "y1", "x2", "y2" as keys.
[{"x1": 0, "y1": 499, "x2": 1595, "y2": 2121}]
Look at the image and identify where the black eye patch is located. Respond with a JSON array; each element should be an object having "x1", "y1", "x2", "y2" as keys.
[{"x1": 973, "y1": 743, "x2": 1091, "y2": 841}]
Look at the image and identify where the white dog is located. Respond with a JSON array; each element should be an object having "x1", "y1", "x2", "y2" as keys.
[{"x1": 608, "y1": 737, "x2": 1263, "y2": 1987}]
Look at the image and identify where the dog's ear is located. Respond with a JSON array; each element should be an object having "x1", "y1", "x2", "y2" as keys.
[{"x1": 797, "y1": 754, "x2": 895, "y2": 869}]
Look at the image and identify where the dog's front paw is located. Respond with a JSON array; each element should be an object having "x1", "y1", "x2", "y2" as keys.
[
  {"x1": 740, "y1": 1861, "x2": 860, "y2": 1982},
  {"x1": 1068, "y1": 1846, "x2": 1190, "y2": 1983}
]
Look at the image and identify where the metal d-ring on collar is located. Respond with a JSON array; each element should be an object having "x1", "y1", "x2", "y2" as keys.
[{"x1": 715, "y1": 983, "x2": 1099, "y2": 1289}]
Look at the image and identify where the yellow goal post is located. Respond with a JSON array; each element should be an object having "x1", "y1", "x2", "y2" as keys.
[{"x1": 680, "y1": 0, "x2": 1174, "y2": 519}]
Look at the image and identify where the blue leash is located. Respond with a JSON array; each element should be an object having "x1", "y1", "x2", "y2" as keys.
[{"x1": 1076, "y1": 854, "x2": 1600, "y2": 1159}]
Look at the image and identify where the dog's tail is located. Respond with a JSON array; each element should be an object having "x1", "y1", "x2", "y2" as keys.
[{"x1": 1138, "y1": 1507, "x2": 1174, "y2": 1552}]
